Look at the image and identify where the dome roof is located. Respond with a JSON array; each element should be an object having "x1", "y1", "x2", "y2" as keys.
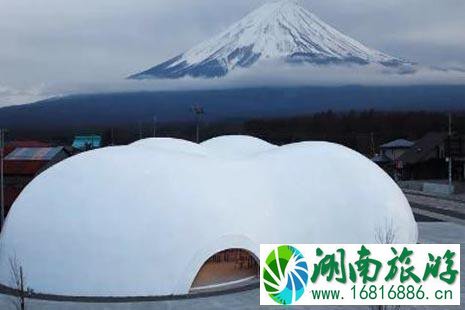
[{"x1": 0, "y1": 136, "x2": 417, "y2": 297}]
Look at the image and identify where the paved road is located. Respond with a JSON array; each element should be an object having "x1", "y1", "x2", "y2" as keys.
[
  {"x1": 402, "y1": 188, "x2": 465, "y2": 203},
  {"x1": 406, "y1": 193, "x2": 465, "y2": 213},
  {"x1": 0, "y1": 222, "x2": 463, "y2": 310},
  {"x1": 406, "y1": 192, "x2": 465, "y2": 225}
]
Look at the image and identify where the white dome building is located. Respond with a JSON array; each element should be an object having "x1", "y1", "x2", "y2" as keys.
[{"x1": 0, "y1": 136, "x2": 417, "y2": 297}]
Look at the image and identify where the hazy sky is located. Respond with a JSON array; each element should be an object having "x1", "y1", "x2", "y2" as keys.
[{"x1": 0, "y1": 0, "x2": 464, "y2": 106}]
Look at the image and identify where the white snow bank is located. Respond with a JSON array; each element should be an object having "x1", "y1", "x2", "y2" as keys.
[{"x1": 0, "y1": 136, "x2": 417, "y2": 296}]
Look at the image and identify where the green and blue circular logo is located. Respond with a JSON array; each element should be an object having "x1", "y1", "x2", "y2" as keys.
[{"x1": 263, "y1": 245, "x2": 309, "y2": 305}]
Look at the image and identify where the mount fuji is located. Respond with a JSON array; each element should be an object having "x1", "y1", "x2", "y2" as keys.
[{"x1": 130, "y1": 0, "x2": 411, "y2": 80}]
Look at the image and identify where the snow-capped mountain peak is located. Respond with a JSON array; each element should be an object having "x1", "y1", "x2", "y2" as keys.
[{"x1": 130, "y1": 0, "x2": 408, "y2": 79}]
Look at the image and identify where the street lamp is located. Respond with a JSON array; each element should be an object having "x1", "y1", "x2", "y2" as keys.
[{"x1": 191, "y1": 104, "x2": 205, "y2": 143}]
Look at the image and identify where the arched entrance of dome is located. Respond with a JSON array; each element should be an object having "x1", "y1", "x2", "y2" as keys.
[{"x1": 189, "y1": 248, "x2": 259, "y2": 293}]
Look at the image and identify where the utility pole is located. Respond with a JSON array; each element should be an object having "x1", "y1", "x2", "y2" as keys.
[
  {"x1": 370, "y1": 132, "x2": 375, "y2": 156},
  {"x1": 448, "y1": 113, "x2": 453, "y2": 193},
  {"x1": 0, "y1": 128, "x2": 5, "y2": 231},
  {"x1": 191, "y1": 105, "x2": 204, "y2": 143}
]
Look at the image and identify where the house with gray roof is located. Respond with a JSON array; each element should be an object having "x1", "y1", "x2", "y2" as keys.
[
  {"x1": 398, "y1": 132, "x2": 464, "y2": 180},
  {"x1": 380, "y1": 138, "x2": 414, "y2": 161}
]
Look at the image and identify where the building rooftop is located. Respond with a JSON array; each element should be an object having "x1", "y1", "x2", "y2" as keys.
[
  {"x1": 380, "y1": 139, "x2": 414, "y2": 149},
  {"x1": 399, "y1": 132, "x2": 448, "y2": 164},
  {"x1": 4, "y1": 140, "x2": 50, "y2": 156},
  {"x1": 0, "y1": 136, "x2": 417, "y2": 297},
  {"x1": 371, "y1": 154, "x2": 391, "y2": 164},
  {"x1": 5, "y1": 147, "x2": 64, "y2": 161}
]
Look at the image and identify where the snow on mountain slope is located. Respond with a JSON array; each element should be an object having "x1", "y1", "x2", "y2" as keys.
[{"x1": 130, "y1": 0, "x2": 410, "y2": 79}]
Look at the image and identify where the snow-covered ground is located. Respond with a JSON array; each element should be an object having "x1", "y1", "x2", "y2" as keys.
[{"x1": 0, "y1": 221, "x2": 462, "y2": 309}]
